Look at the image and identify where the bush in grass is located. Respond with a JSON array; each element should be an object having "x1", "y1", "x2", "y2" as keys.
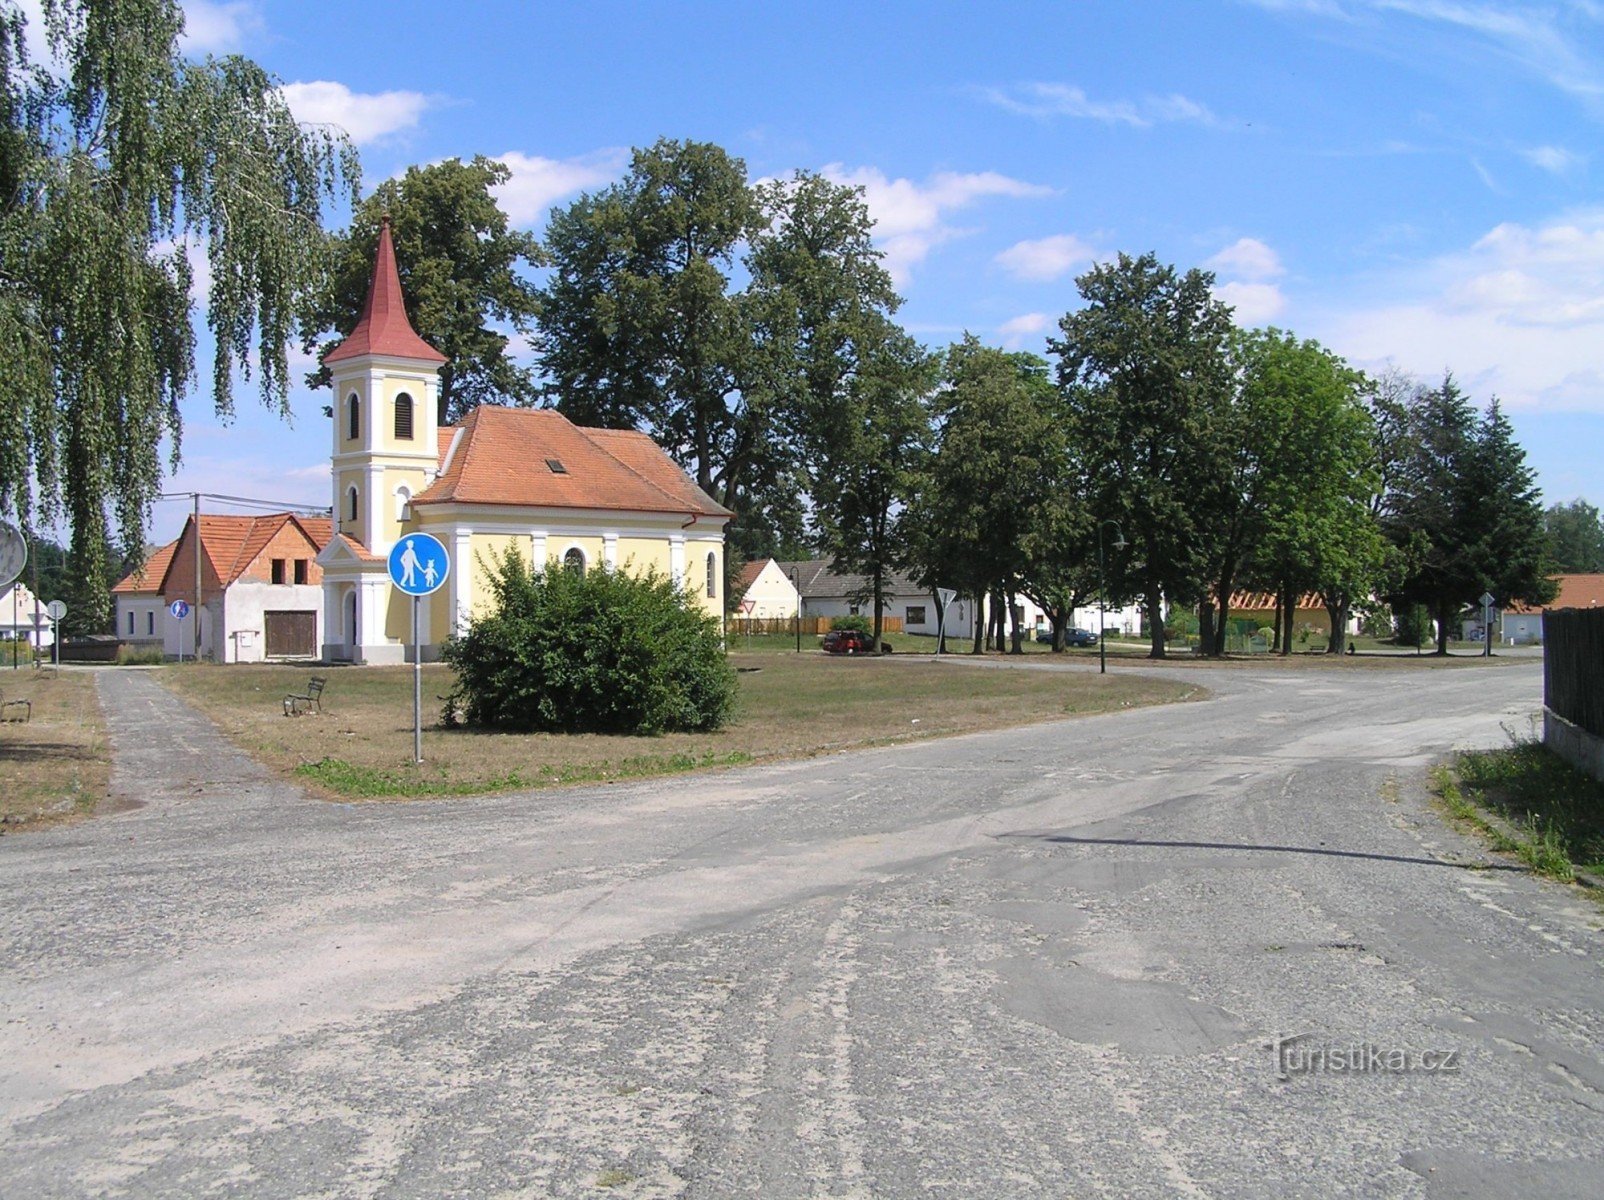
[
  {"x1": 830, "y1": 614, "x2": 872, "y2": 634},
  {"x1": 440, "y1": 548, "x2": 735, "y2": 734}
]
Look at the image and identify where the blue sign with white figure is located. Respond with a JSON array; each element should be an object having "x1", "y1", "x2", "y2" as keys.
[
  {"x1": 169, "y1": 599, "x2": 190, "y2": 620},
  {"x1": 388, "y1": 533, "x2": 450, "y2": 597}
]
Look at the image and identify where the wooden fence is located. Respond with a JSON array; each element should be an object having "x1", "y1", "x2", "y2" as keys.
[
  {"x1": 727, "y1": 615, "x2": 904, "y2": 637},
  {"x1": 1544, "y1": 608, "x2": 1604, "y2": 738}
]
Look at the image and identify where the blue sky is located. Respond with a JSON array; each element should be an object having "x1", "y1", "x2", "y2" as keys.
[{"x1": 46, "y1": 0, "x2": 1604, "y2": 543}]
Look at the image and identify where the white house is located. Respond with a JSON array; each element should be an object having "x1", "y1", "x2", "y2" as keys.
[
  {"x1": 1, "y1": 580, "x2": 55, "y2": 652},
  {"x1": 112, "y1": 513, "x2": 332, "y2": 662},
  {"x1": 734, "y1": 559, "x2": 799, "y2": 618}
]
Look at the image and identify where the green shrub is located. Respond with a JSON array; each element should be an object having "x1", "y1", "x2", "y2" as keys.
[
  {"x1": 441, "y1": 548, "x2": 736, "y2": 735},
  {"x1": 116, "y1": 645, "x2": 166, "y2": 665},
  {"x1": 830, "y1": 614, "x2": 872, "y2": 634}
]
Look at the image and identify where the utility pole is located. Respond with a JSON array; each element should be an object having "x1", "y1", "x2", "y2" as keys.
[{"x1": 193, "y1": 494, "x2": 202, "y2": 662}]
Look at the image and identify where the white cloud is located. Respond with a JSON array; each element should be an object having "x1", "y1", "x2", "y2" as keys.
[
  {"x1": 979, "y1": 82, "x2": 1222, "y2": 128},
  {"x1": 1215, "y1": 281, "x2": 1289, "y2": 324},
  {"x1": 180, "y1": 1, "x2": 263, "y2": 53},
  {"x1": 1522, "y1": 144, "x2": 1583, "y2": 173},
  {"x1": 279, "y1": 81, "x2": 430, "y2": 146},
  {"x1": 821, "y1": 164, "x2": 1052, "y2": 284},
  {"x1": 1247, "y1": 1, "x2": 1604, "y2": 114},
  {"x1": 1321, "y1": 208, "x2": 1604, "y2": 410},
  {"x1": 994, "y1": 234, "x2": 1098, "y2": 283},
  {"x1": 998, "y1": 312, "x2": 1052, "y2": 348},
  {"x1": 1205, "y1": 236, "x2": 1285, "y2": 281},
  {"x1": 493, "y1": 150, "x2": 627, "y2": 226}
]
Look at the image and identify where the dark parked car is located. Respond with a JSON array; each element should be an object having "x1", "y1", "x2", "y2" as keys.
[
  {"x1": 1034, "y1": 626, "x2": 1099, "y2": 647},
  {"x1": 822, "y1": 629, "x2": 886, "y2": 655}
]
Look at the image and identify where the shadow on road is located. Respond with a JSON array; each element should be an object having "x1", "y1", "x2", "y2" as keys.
[{"x1": 1010, "y1": 833, "x2": 1527, "y2": 872}]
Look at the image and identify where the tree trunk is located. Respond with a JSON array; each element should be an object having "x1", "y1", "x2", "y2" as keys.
[
  {"x1": 1325, "y1": 598, "x2": 1347, "y2": 655},
  {"x1": 971, "y1": 594, "x2": 984, "y2": 655},
  {"x1": 1279, "y1": 587, "x2": 1294, "y2": 656},
  {"x1": 1147, "y1": 596, "x2": 1166, "y2": 659},
  {"x1": 1009, "y1": 595, "x2": 1024, "y2": 654},
  {"x1": 1199, "y1": 599, "x2": 1217, "y2": 659},
  {"x1": 872, "y1": 565, "x2": 885, "y2": 647},
  {"x1": 1435, "y1": 596, "x2": 1452, "y2": 655},
  {"x1": 1214, "y1": 590, "x2": 1232, "y2": 656}
]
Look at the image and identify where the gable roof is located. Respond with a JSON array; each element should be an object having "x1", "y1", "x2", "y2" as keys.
[
  {"x1": 324, "y1": 217, "x2": 447, "y2": 366},
  {"x1": 113, "y1": 513, "x2": 335, "y2": 596},
  {"x1": 111, "y1": 540, "x2": 180, "y2": 595},
  {"x1": 1507, "y1": 573, "x2": 1604, "y2": 614},
  {"x1": 412, "y1": 406, "x2": 731, "y2": 518},
  {"x1": 735, "y1": 559, "x2": 771, "y2": 592},
  {"x1": 776, "y1": 559, "x2": 925, "y2": 601}
]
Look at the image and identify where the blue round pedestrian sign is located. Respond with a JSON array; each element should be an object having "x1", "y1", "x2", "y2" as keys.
[
  {"x1": 388, "y1": 533, "x2": 450, "y2": 597},
  {"x1": 169, "y1": 599, "x2": 191, "y2": 620}
]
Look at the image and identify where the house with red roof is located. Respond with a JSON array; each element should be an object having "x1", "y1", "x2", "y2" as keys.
[
  {"x1": 112, "y1": 513, "x2": 333, "y2": 661},
  {"x1": 1497, "y1": 574, "x2": 1604, "y2": 644},
  {"x1": 316, "y1": 219, "x2": 730, "y2": 664}
]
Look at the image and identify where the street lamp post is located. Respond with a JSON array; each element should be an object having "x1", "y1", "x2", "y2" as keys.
[{"x1": 1098, "y1": 520, "x2": 1126, "y2": 675}]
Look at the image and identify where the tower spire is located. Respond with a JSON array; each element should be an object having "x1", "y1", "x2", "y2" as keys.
[{"x1": 325, "y1": 216, "x2": 446, "y2": 365}]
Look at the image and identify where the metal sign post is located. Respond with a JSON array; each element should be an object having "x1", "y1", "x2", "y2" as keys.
[
  {"x1": 387, "y1": 533, "x2": 450, "y2": 764},
  {"x1": 935, "y1": 587, "x2": 956, "y2": 655},
  {"x1": 1480, "y1": 590, "x2": 1496, "y2": 658},
  {"x1": 170, "y1": 599, "x2": 191, "y2": 664},
  {"x1": 45, "y1": 600, "x2": 66, "y2": 667}
]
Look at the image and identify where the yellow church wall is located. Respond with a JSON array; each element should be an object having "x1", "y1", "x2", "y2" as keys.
[{"x1": 373, "y1": 375, "x2": 436, "y2": 456}]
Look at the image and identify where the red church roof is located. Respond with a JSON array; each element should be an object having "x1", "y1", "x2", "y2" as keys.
[{"x1": 324, "y1": 217, "x2": 447, "y2": 366}]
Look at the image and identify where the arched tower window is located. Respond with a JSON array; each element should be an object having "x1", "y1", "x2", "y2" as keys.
[
  {"x1": 563, "y1": 547, "x2": 586, "y2": 577},
  {"x1": 394, "y1": 392, "x2": 413, "y2": 440},
  {"x1": 706, "y1": 552, "x2": 717, "y2": 598},
  {"x1": 395, "y1": 484, "x2": 412, "y2": 522},
  {"x1": 347, "y1": 393, "x2": 360, "y2": 440},
  {"x1": 346, "y1": 485, "x2": 359, "y2": 524}
]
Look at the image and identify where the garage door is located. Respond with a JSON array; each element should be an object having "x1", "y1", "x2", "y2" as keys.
[{"x1": 264, "y1": 610, "x2": 317, "y2": 658}]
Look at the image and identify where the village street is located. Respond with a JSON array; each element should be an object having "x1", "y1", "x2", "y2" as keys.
[{"x1": 1, "y1": 659, "x2": 1599, "y2": 1198}]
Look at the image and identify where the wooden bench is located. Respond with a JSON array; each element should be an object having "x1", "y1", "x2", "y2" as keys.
[
  {"x1": 283, "y1": 676, "x2": 327, "y2": 717},
  {"x1": 0, "y1": 688, "x2": 30, "y2": 723}
]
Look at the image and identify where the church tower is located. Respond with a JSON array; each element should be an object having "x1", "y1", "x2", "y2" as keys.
[{"x1": 323, "y1": 216, "x2": 446, "y2": 559}]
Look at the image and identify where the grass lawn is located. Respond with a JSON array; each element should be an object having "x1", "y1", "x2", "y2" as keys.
[
  {"x1": 159, "y1": 655, "x2": 1201, "y2": 800},
  {"x1": 1433, "y1": 742, "x2": 1604, "y2": 885},
  {"x1": 0, "y1": 669, "x2": 110, "y2": 831}
]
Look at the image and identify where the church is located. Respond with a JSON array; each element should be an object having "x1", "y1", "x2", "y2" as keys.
[{"x1": 316, "y1": 219, "x2": 730, "y2": 664}]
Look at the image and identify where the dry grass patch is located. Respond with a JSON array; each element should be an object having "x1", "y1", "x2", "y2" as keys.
[
  {"x1": 160, "y1": 655, "x2": 1198, "y2": 799},
  {"x1": 0, "y1": 669, "x2": 110, "y2": 831}
]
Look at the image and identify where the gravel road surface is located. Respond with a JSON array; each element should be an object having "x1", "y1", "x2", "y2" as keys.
[{"x1": 1, "y1": 659, "x2": 1598, "y2": 1198}]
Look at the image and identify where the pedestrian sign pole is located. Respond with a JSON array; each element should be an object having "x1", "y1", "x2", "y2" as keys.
[
  {"x1": 388, "y1": 533, "x2": 450, "y2": 764},
  {"x1": 170, "y1": 599, "x2": 191, "y2": 663}
]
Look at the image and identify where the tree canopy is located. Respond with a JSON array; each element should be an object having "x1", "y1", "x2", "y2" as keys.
[
  {"x1": 1545, "y1": 499, "x2": 1604, "y2": 573},
  {"x1": 0, "y1": 0, "x2": 356, "y2": 629},
  {"x1": 303, "y1": 155, "x2": 543, "y2": 426}
]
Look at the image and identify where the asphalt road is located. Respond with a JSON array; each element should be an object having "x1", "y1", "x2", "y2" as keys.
[{"x1": 1, "y1": 658, "x2": 1599, "y2": 1198}]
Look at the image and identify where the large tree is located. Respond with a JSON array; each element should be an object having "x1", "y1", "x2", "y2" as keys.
[
  {"x1": 0, "y1": 0, "x2": 356, "y2": 630},
  {"x1": 303, "y1": 156, "x2": 543, "y2": 426},
  {"x1": 1382, "y1": 377, "x2": 1554, "y2": 653},
  {"x1": 1544, "y1": 499, "x2": 1604, "y2": 573},
  {"x1": 1050, "y1": 253, "x2": 1235, "y2": 658},
  {"x1": 908, "y1": 339, "x2": 1067, "y2": 654},
  {"x1": 537, "y1": 139, "x2": 761, "y2": 508}
]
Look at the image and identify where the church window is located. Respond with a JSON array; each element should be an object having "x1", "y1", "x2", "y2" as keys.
[
  {"x1": 347, "y1": 486, "x2": 359, "y2": 524},
  {"x1": 563, "y1": 547, "x2": 586, "y2": 577},
  {"x1": 395, "y1": 392, "x2": 414, "y2": 440},
  {"x1": 347, "y1": 393, "x2": 360, "y2": 440},
  {"x1": 706, "y1": 552, "x2": 717, "y2": 598}
]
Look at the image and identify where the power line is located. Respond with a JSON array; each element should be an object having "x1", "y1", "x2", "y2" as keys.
[{"x1": 157, "y1": 491, "x2": 331, "y2": 515}]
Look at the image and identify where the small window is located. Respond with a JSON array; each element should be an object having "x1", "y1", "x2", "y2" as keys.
[
  {"x1": 147, "y1": 611, "x2": 154, "y2": 635},
  {"x1": 394, "y1": 392, "x2": 414, "y2": 440},
  {"x1": 396, "y1": 485, "x2": 412, "y2": 522},
  {"x1": 705, "y1": 552, "x2": 717, "y2": 599},
  {"x1": 563, "y1": 547, "x2": 585, "y2": 576},
  {"x1": 347, "y1": 393, "x2": 360, "y2": 440},
  {"x1": 293, "y1": 559, "x2": 308, "y2": 585},
  {"x1": 127, "y1": 611, "x2": 134, "y2": 634},
  {"x1": 546, "y1": 458, "x2": 568, "y2": 474},
  {"x1": 271, "y1": 558, "x2": 286, "y2": 585},
  {"x1": 347, "y1": 486, "x2": 359, "y2": 523},
  {"x1": 906, "y1": 606, "x2": 927, "y2": 625}
]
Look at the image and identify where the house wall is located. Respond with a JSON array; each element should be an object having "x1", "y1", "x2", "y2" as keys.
[
  {"x1": 222, "y1": 582, "x2": 324, "y2": 663},
  {"x1": 742, "y1": 562, "x2": 799, "y2": 619},
  {"x1": 1504, "y1": 613, "x2": 1543, "y2": 644},
  {"x1": 115, "y1": 595, "x2": 166, "y2": 645}
]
